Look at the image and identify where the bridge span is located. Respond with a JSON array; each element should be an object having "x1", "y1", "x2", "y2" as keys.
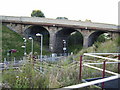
[{"x1": 1, "y1": 16, "x2": 119, "y2": 53}]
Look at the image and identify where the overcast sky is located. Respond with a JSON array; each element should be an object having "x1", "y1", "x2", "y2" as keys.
[{"x1": 0, "y1": 0, "x2": 119, "y2": 24}]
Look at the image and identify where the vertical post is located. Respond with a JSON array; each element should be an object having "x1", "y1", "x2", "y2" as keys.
[
  {"x1": 41, "y1": 34, "x2": 43, "y2": 62},
  {"x1": 4, "y1": 58, "x2": 7, "y2": 68},
  {"x1": 102, "y1": 60, "x2": 106, "y2": 89},
  {"x1": 63, "y1": 40, "x2": 66, "y2": 56},
  {"x1": 38, "y1": 55, "x2": 39, "y2": 60},
  {"x1": 79, "y1": 55, "x2": 83, "y2": 81},
  {"x1": 32, "y1": 38, "x2": 33, "y2": 55},
  {"x1": 36, "y1": 33, "x2": 43, "y2": 61},
  {"x1": 14, "y1": 57, "x2": 15, "y2": 64},
  {"x1": 4, "y1": 58, "x2": 6, "y2": 63},
  {"x1": 23, "y1": 38, "x2": 27, "y2": 56},
  {"x1": 118, "y1": 54, "x2": 120, "y2": 74},
  {"x1": 29, "y1": 37, "x2": 33, "y2": 56},
  {"x1": 24, "y1": 39, "x2": 26, "y2": 56}
]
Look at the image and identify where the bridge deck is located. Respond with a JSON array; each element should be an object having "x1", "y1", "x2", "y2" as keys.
[{"x1": 0, "y1": 16, "x2": 118, "y2": 32}]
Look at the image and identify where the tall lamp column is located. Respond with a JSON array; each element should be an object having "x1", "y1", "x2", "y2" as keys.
[
  {"x1": 63, "y1": 40, "x2": 66, "y2": 56},
  {"x1": 36, "y1": 33, "x2": 43, "y2": 61}
]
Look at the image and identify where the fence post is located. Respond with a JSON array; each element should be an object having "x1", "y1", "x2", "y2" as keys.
[
  {"x1": 38, "y1": 55, "x2": 39, "y2": 60},
  {"x1": 118, "y1": 55, "x2": 120, "y2": 74},
  {"x1": 102, "y1": 60, "x2": 106, "y2": 89},
  {"x1": 14, "y1": 57, "x2": 15, "y2": 64},
  {"x1": 79, "y1": 55, "x2": 83, "y2": 81},
  {"x1": 4, "y1": 58, "x2": 6, "y2": 63}
]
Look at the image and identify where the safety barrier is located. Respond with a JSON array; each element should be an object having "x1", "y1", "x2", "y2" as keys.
[{"x1": 58, "y1": 53, "x2": 120, "y2": 89}]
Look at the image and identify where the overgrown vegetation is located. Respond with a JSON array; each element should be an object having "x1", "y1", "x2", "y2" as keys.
[
  {"x1": 75, "y1": 38, "x2": 118, "y2": 58},
  {"x1": 2, "y1": 59, "x2": 80, "y2": 88},
  {"x1": 2, "y1": 62, "x2": 49, "y2": 88},
  {"x1": 2, "y1": 25, "x2": 51, "y2": 60},
  {"x1": 68, "y1": 31, "x2": 83, "y2": 53},
  {"x1": 1, "y1": 25, "x2": 119, "y2": 89}
]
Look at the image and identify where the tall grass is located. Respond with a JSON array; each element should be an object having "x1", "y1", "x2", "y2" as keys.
[
  {"x1": 95, "y1": 40, "x2": 118, "y2": 53},
  {"x1": 2, "y1": 58, "x2": 80, "y2": 88},
  {"x1": 2, "y1": 62, "x2": 49, "y2": 88}
]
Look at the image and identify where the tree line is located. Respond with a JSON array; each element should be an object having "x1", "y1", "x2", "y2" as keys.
[{"x1": 31, "y1": 10, "x2": 68, "y2": 19}]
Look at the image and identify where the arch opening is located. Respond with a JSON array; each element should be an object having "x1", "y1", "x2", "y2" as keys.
[
  {"x1": 54, "y1": 28, "x2": 83, "y2": 54},
  {"x1": 24, "y1": 25, "x2": 50, "y2": 47},
  {"x1": 88, "y1": 31, "x2": 111, "y2": 47}
]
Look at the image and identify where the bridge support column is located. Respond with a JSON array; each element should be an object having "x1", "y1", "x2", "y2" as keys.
[
  {"x1": 83, "y1": 36, "x2": 89, "y2": 48},
  {"x1": 48, "y1": 27, "x2": 59, "y2": 53},
  {"x1": 111, "y1": 33, "x2": 119, "y2": 40},
  {"x1": 49, "y1": 27, "x2": 68, "y2": 53},
  {"x1": 80, "y1": 30, "x2": 94, "y2": 48},
  {"x1": 49, "y1": 31, "x2": 56, "y2": 52}
]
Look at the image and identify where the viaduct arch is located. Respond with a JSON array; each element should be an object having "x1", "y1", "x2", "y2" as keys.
[
  {"x1": 24, "y1": 25, "x2": 50, "y2": 46},
  {"x1": 88, "y1": 31, "x2": 107, "y2": 47},
  {"x1": 53, "y1": 28, "x2": 83, "y2": 53},
  {"x1": 1, "y1": 16, "x2": 119, "y2": 54},
  {"x1": 4, "y1": 24, "x2": 114, "y2": 53}
]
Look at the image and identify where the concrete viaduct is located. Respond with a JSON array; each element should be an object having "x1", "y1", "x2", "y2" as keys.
[{"x1": 0, "y1": 16, "x2": 119, "y2": 53}]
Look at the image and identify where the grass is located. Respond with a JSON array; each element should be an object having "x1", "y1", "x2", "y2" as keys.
[
  {"x1": 72, "y1": 38, "x2": 118, "y2": 62},
  {"x1": 0, "y1": 24, "x2": 2, "y2": 61},
  {"x1": 2, "y1": 25, "x2": 51, "y2": 61},
  {"x1": 2, "y1": 54, "x2": 118, "y2": 89},
  {"x1": 0, "y1": 73, "x2": 2, "y2": 83},
  {"x1": 1, "y1": 25, "x2": 119, "y2": 89},
  {"x1": 2, "y1": 59, "x2": 80, "y2": 88},
  {"x1": 95, "y1": 41, "x2": 118, "y2": 53},
  {"x1": 2, "y1": 62, "x2": 49, "y2": 88},
  {"x1": 68, "y1": 44, "x2": 83, "y2": 54}
]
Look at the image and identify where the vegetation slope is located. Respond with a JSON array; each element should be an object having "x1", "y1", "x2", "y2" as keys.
[{"x1": 2, "y1": 25, "x2": 51, "y2": 60}]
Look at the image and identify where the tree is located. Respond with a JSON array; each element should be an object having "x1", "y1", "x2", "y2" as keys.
[
  {"x1": 85, "y1": 19, "x2": 91, "y2": 22},
  {"x1": 56, "y1": 17, "x2": 68, "y2": 20},
  {"x1": 97, "y1": 34, "x2": 106, "y2": 42},
  {"x1": 31, "y1": 10, "x2": 45, "y2": 17},
  {"x1": 97, "y1": 33, "x2": 111, "y2": 43}
]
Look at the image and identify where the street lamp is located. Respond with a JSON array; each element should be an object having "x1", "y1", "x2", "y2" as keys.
[
  {"x1": 36, "y1": 33, "x2": 43, "y2": 61},
  {"x1": 22, "y1": 38, "x2": 27, "y2": 56},
  {"x1": 29, "y1": 37, "x2": 33, "y2": 55},
  {"x1": 63, "y1": 40, "x2": 66, "y2": 56}
]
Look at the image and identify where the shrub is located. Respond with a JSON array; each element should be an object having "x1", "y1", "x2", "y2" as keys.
[{"x1": 2, "y1": 62, "x2": 49, "y2": 88}]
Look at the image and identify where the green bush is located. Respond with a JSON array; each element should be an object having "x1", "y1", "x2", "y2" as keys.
[
  {"x1": 3, "y1": 62, "x2": 49, "y2": 88},
  {"x1": 96, "y1": 40, "x2": 118, "y2": 53}
]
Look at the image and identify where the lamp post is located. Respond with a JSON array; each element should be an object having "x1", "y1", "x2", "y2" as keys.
[
  {"x1": 23, "y1": 38, "x2": 27, "y2": 56},
  {"x1": 29, "y1": 37, "x2": 33, "y2": 55},
  {"x1": 63, "y1": 40, "x2": 66, "y2": 56},
  {"x1": 21, "y1": 46, "x2": 25, "y2": 56},
  {"x1": 36, "y1": 33, "x2": 43, "y2": 61}
]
